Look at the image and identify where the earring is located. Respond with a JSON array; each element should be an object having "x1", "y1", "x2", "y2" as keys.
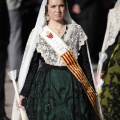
[{"x1": 46, "y1": 13, "x2": 49, "y2": 21}]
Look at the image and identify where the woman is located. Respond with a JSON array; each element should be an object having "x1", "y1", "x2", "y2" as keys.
[
  {"x1": 100, "y1": 34, "x2": 120, "y2": 120},
  {"x1": 13, "y1": 0, "x2": 99, "y2": 119},
  {"x1": 97, "y1": 0, "x2": 120, "y2": 119}
]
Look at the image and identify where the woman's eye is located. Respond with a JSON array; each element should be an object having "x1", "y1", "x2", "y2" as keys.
[
  {"x1": 60, "y1": 5, "x2": 64, "y2": 7},
  {"x1": 51, "y1": 5, "x2": 56, "y2": 8}
]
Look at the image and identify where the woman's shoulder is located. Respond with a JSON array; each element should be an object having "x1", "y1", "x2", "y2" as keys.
[
  {"x1": 69, "y1": 23, "x2": 83, "y2": 32},
  {"x1": 68, "y1": 23, "x2": 81, "y2": 28}
]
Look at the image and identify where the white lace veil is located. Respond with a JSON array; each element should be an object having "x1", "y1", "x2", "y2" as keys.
[
  {"x1": 103, "y1": 0, "x2": 120, "y2": 50},
  {"x1": 115, "y1": 0, "x2": 120, "y2": 7},
  {"x1": 12, "y1": 0, "x2": 76, "y2": 119}
]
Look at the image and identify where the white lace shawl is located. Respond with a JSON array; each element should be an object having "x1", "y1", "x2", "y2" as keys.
[{"x1": 36, "y1": 24, "x2": 87, "y2": 66}]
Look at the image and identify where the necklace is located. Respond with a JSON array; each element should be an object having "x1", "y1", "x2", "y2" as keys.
[{"x1": 48, "y1": 24, "x2": 66, "y2": 34}]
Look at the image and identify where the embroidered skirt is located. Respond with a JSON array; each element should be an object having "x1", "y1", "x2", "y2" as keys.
[
  {"x1": 24, "y1": 64, "x2": 98, "y2": 120},
  {"x1": 100, "y1": 43, "x2": 120, "y2": 120}
]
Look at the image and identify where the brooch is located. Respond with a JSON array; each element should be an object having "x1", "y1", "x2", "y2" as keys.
[{"x1": 46, "y1": 31, "x2": 53, "y2": 39}]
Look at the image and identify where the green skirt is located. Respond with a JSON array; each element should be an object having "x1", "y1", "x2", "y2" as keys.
[
  {"x1": 24, "y1": 64, "x2": 98, "y2": 120},
  {"x1": 100, "y1": 43, "x2": 120, "y2": 120}
]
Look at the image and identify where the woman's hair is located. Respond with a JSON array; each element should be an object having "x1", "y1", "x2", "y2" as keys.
[
  {"x1": 47, "y1": 0, "x2": 67, "y2": 5},
  {"x1": 46, "y1": 0, "x2": 67, "y2": 15}
]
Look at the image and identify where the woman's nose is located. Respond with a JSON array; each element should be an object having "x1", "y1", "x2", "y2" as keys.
[{"x1": 56, "y1": 6, "x2": 60, "y2": 12}]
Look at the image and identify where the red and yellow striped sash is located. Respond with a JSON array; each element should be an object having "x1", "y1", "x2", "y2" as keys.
[{"x1": 61, "y1": 50, "x2": 100, "y2": 119}]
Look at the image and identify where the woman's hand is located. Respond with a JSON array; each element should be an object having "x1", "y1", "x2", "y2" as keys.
[
  {"x1": 16, "y1": 95, "x2": 25, "y2": 108},
  {"x1": 95, "y1": 73, "x2": 105, "y2": 85},
  {"x1": 100, "y1": 73, "x2": 105, "y2": 79}
]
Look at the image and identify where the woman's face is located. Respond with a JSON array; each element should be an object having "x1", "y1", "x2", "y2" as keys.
[{"x1": 47, "y1": 0, "x2": 66, "y2": 22}]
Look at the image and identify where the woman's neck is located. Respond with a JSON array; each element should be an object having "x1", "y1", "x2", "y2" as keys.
[
  {"x1": 47, "y1": 19, "x2": 66, "y2": 37},
  {"x1": 48, "y1": 19, "x2": 65, "y2": 29}
]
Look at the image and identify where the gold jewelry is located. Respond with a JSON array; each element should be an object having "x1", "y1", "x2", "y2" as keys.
[
  {"x1": 46, "y1": 13, "x2": 49, "y2": 21},
  {"x1": 48, "y1": 24, "x2": 65, "y2": 34}
]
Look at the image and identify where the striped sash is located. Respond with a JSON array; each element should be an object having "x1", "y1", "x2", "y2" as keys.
[
  {"x1": 40, "y1": 26, "x2": 100, "y2": 119},
  {"x1": 61, "y1": 50, "x2": 99, "y2": 118}
]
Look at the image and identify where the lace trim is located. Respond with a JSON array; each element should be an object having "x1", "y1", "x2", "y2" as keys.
[{"x1": 106, "y1": 7, "x2": 120, "y2": 49}]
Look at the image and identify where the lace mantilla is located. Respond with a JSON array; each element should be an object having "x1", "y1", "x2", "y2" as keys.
[
  {"x1": 105, "y1": 6, "x2": 120, "y2": 50},
  {"x1": 36, "y1": 24, "x2": 87, "y2": 66}
]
